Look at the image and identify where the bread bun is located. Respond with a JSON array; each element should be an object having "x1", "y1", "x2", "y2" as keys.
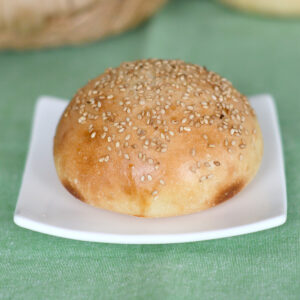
[
  {"x1": 54, "y1": 59, "x2": 263, "y2": 218},
  {"x1": 0, "y1": 0, "x2": 166, "y2": 49},
  {"x1": 220, "y1": 0, "x2": 300, "y2": 16}
]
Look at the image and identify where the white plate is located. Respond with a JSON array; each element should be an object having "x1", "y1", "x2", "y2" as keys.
[{"x1": 14, "y1": 94, "x2": 287, "y2": 244}]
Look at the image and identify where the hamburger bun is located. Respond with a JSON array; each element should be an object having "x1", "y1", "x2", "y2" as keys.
[{"x1": 54, "y1": 59, "x2": 263, "y2": 218}]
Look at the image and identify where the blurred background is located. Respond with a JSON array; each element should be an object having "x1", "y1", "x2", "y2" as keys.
[{"x1": 0, "y1": 0, "x2": 299, "y2": 299}]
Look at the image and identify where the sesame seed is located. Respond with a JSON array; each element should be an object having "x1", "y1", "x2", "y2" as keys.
[
  {"x1": 91, "y1": 132, "x2": 96, "y2": 138},
  {"x1": 101, "y1": 132, "x2": 107, "y2": 139},
  {"x1": 152, "y1": 190, "x2": 158, "y2": 196},
  {"x1": 147, "y1": 174, "x2": 152, "y2": 181},
  {"x1": 148, "y1": 158, "x2": 154, "y2": 164},
  {"x1": 116, "y1": 141, "x2": 120, "y2": 148},
  {"x1": 183, "y1": 127, "x2": 191, "y2": 132},
  {"x1": 124, "y1": 153, "x2": 130, "y2": 160},
  {"x1": 141, "y1": 175, "x2": 145, "y2": 182},
  {"x1": 125, "y1": 134, "x2": 131, "y2": 141},
  {"x1": 208, "y1": 144, "x2": 215, "y2": 148},
  {"x1": 160, "y1": 179, "x2": 165, "y2": 185},
  {"x1": 78, "y1": 116, "x2": 86, "y2": 124}
]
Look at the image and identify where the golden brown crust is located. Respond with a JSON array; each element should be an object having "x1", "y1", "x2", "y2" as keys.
[
  {"x1": 213, "y1": 179, "x2": 245, "y2": 205},
  {"x1": 54, "y1": 59, "x2": 263, "y2": 217},
  {"x1": 62, "y1": 179, "x2": 85, "y2": 202}
]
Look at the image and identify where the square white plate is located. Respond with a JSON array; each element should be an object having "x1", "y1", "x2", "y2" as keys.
[{"x1": 14, "y1": 94, "x2": 287, "y2": 244}]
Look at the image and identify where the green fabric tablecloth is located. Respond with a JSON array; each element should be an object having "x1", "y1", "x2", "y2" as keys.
[{"x1": 0, "y1": 0, "x2": 299, "y2": 299}]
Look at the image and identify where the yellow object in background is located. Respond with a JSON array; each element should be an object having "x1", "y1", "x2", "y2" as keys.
[{"x1": 220, "y1": 0, "x2": 300, "y2": 16}]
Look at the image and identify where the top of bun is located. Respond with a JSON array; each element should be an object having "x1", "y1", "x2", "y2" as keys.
[{"x1": 54, "y1": 59, "x2": 262, "y2": 217}]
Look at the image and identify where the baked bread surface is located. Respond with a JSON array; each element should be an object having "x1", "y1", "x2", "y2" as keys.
[
  {"x1": 54, "y1": 59, "x2": 263, "y2": 217},
  {"x1": 0, "y1": 0, "x2": 166, "y2": 49}
]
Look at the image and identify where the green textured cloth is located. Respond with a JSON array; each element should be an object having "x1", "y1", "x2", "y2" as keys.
[{"x1": 0, "y1": 0, "x2": 300, "y2": 299}]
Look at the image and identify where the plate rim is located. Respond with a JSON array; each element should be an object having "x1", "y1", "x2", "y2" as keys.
[{"x1": 14, "y1": 213, "x2": 286, "y2": 244}]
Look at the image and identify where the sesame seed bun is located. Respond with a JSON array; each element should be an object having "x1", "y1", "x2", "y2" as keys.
[{"x1": 53, "y1": 59, "x2": 263, "y2": 218}]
